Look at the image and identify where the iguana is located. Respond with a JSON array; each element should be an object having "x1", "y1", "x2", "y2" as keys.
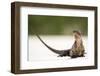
[{"x1": 35, "y1": 30, "x2": 85, "y2": 58}]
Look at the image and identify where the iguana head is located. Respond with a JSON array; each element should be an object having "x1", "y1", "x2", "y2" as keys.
[{"x1": 73, "y1": 30, "x2": 82, "y2": 40}]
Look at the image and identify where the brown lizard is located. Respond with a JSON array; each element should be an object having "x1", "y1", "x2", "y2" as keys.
[{"x1": 35, "y1": 30, "x2": 85, "y2": 58}]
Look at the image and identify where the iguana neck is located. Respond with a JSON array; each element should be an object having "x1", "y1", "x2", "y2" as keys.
[{"x1": 75, "y1": 36, "x2": 83, "y2": 48}]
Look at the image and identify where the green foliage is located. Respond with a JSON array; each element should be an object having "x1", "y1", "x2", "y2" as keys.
[{"x1": 28, "y1": 15, "x2": 88, "y2": 36}]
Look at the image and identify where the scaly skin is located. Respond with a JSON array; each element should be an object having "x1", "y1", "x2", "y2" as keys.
[{"x1": 35, "y1": 30, "x2": 85, "y2": 58}]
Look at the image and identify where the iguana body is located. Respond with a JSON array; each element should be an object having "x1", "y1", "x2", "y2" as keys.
[{"x1": 35, "y1": 30, "x2": 85, "y2": 58}]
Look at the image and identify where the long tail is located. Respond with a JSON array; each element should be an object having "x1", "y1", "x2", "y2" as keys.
[{"x1": 35, "y1": 34, "x2": 70, "y2": 55}]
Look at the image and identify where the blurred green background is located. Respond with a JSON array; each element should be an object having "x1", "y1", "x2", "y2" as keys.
[{"x1": 28, "y1": 15, "x2": 88, "y2": 36}]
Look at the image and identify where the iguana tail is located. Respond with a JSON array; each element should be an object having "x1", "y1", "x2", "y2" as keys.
[{"x1": 36, "y1": 34, "x2": 70, "y2": 55}]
